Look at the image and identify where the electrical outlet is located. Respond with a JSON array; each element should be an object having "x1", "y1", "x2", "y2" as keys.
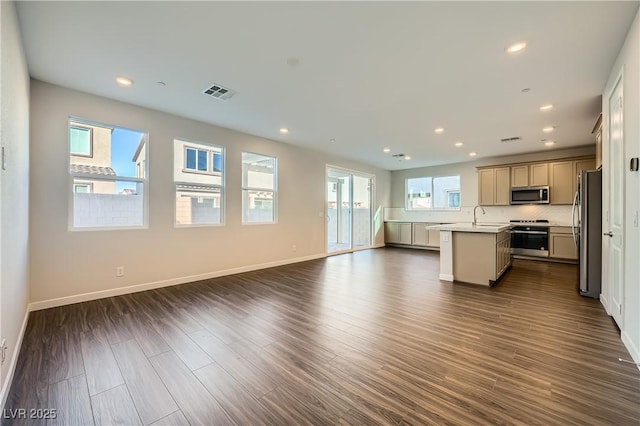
[
  {"x1": 116, "y1": 266, "x2": 125, "y2": 277},
  {"x1": 292, "y1": 245, "x2": 297, "y2": 252},
  {"x1": 1, "y1": 338, "x2": 7, "y2": 365}
]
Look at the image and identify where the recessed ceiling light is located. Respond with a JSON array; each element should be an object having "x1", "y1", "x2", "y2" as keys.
[
  {"x1": 383, "y1": 147, "x2": 391, "y2": 153},
  {"x1": 469, "y1": 152, "x2": 477, "y2": 157},
  {"x1": 116, "y1": 76, "x2": 133, "y2": 87},
  {"x1": 506, "y1": 41, "x2": 527, "y2": 54},
  {"x1": 540, "y1": 104, "x2": 554, "y2": 111},
  {"x1": 434, "y1": 127, "x2": 445, "y2": 134},
  {"x1": 542, "y1": 126, "x2": 555, "y2": 133},
  {"x1": 404, "y1": 156, "x2": 411, "y2": 160},
  {"x1": 454, "y1": 142, "x2": 464, "y2": 147},
  {"x1": 279, "y1": 128, "x2": 289, "y2": 134},
  {"x1": 544, "y1": 140, "x2": 556, "y2": 147}
]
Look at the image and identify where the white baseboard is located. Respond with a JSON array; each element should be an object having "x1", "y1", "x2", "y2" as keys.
[
  {"x1": 29, "y1": 253, "x2": 327, "y2": 312},
  {"x1": 621, "y1": 330, "x2": 640, "y2": 372},
  {"x1": 599, "y1": 294, "x2": 611, "y2": 315},
  {"x1": 439, "y1": 273, "x2": 454, "y2": 282},
  {"x1": 0, "y1": 309, "x2": 30, "y2": 410}
]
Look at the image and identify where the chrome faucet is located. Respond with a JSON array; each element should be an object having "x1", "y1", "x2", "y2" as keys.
[{"x1": 473, "y1": 205, "x2": 486, "y2": 225}]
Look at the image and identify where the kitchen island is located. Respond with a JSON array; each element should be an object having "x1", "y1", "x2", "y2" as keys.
[{"x1": 429, "y1": 223, "x2": 512, "y2": 286}]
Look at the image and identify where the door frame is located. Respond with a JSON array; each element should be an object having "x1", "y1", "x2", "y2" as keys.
[
  {"x1": 602, "y1": 68, "x2": 625, "y2": 326},
  {"x1": 325, "y1": 165, "x2": 375, "y2": 255}
]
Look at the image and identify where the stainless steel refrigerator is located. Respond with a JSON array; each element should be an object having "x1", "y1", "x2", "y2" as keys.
[{"x1": 572, "y1": 169, "x2": 602, "y2": 298}]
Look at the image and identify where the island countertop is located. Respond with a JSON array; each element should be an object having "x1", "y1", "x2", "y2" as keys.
[{"x1": 428, "y1": 223, "x2": 512, "y2": 233}]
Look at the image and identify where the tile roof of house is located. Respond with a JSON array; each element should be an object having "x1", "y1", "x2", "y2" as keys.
[{"x1": 70, "y1": 164, "x2": 116, "y2": 176}]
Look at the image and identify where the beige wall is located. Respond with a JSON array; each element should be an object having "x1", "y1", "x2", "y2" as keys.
[
  {"x1": 0, "y1": 0, "x2": 30, "y2": 406},
  {"x1": 29, "y1": 80, "x2": 390, "y2": 304}
]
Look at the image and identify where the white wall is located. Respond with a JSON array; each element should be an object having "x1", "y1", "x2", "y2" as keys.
[
  {"x1": 0, "y1": 0, "x2": 30, "y2": 407},
  {"x1": 388, "y1": 146, "x2": 596, "y2": 224},
  {"x1": 603, "y1": 8, "x2": 640, "y2": 364},
  {"x1": 29, "y1": 81, "x2": 390, "y2": 306}
]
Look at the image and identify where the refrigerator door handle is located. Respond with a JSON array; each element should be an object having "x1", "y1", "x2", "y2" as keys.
[{"x1": 571, "y1": 190, "x2": 579, "y2": 246}]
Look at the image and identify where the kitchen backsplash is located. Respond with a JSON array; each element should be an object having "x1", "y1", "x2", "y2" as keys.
[{"x1": 384, "y1": 205, "x2": 574, "y2": 226}]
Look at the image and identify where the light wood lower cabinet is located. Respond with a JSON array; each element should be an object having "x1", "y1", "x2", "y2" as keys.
[
  {"x1": 549, "y1": 226, "x2": 578, "y2": 260},
  {"x1": 385, "y1": 222, "x2": 440, "y2": 247},
  {"x1": 384, "y1": 222, "x2": 412, "y2": 245},
  {"x1": 452, "y1": 231, "x2": 511, "y2": 286},
  {"x1": 412, "y1": 223, "x2": 440, "y2": 247}
]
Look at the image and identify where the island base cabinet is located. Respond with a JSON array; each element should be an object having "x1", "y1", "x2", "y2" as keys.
[{"x1": 452, "y1": 231, "x2": 511, "y2": 286}]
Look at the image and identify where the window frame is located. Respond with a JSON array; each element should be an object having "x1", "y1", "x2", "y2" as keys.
[
  {"x1": 182, "y1": 144, "x2": 223, "y2": 176},
  {"x1": 174, "y1": 138, "x2": 225, "y2": 228},
  {"x1": 242, "y1": 151, "x2": 278, "y2": 225},
  {"x1": 68, "y1": 117, "x2": 149, "y2": 231},
  {"x1": 73, "y1": 182, "x2": 93, "y2": 193},
  {"x1": 69, "y1": 125, "x2": 93, "y2": 157},
  {"x1": 405, "y1": 175, "x2": 461, "y2": 211}
]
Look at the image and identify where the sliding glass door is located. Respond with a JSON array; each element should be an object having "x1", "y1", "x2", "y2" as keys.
[{"x1": 326, "y1": 167, "x2": 373, "y2": 254}]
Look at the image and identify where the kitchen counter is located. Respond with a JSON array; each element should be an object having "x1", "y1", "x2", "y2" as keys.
[
  {"x1": 435, "y1": 223, "x2": 512, "y2": 286},
  {"x1": 429, "y1": 222, "x2": 511, "y2": 233}
]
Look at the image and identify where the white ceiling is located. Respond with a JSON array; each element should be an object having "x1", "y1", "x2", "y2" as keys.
[{"x1": 16, "y1": 1, "x2": 639, "y2": 171}]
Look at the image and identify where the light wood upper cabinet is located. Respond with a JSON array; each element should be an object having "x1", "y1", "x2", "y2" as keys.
[
  {"x1": 479, "y1": 156, "x2": 594, "y2": 206},
  {"x1": 549, "y1": 158, "x2": 596, "y2": 205},
  {"x1": 511, "y1": 163, "x2": 548, "y2": 188},
  {"x1": 575, "y1": 158, "x2": 596, "y2": 176},
  {"x1": 478, "y1": 167, "x2": 510, "y2": 206},
  {"x1": 549, "y1": 161, "x2": 574, "y2": 204},
  {"x1": 479, "y1": 168, "x2": 495, "y2": 205},
  {"x1": 530, "y1": 163, "x2": 549, "y2": 186},
  {"x1": 511, "y1": 165, "x2": 529, "y2": 188},
  {"x1": 494, "y1": 167, "x2": 510, "y2": 205}
]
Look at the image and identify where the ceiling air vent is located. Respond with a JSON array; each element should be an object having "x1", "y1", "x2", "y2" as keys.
[
  {"x1": 202, "y1": 83, "x2": 236, "y2": 101},
  {"x1": 500, "y1": 136, "x2": 522, "y2": 143}
]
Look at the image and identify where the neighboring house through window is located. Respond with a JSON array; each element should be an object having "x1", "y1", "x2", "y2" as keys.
[
  {"x1": 242, "y1": 152, "x2": 277, "y2": 223},
  {"x1": 69, "y1": 125, "x2": 92, "y2": 156},
  {"x1": 406, "y1": 175, "x2": 461, "y2": 210},
  {"x1": 174, "y1": 139, "x2": 224, "y2": 226},
  {"x1": 69, "y1": 118, "x2": 148, "y2": 229}
]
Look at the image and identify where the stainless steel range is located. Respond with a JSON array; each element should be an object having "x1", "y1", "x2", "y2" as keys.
[{"x1": 510, "y1": 219, "x2": 549, "y2": 258}]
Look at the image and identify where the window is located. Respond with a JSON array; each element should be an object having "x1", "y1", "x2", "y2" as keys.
[
  {"x1": 175, "y1": 139, "x2": 224, "y2": 226},
  {"x1": 69, "y1": 119, "x2": 148, "y2": 229},
  {"x1": 73, "y1": 183, "x2": 93, "y2": 193},
  {"x1": 242, "y1": 152, "x2": 277, "y2": 223},
  {"x1": 184, "y1": 146, "x2": 223, "y2": 175},
  {"x1": 69, "y1": 126, "x2": 92, "y2": 156},
  {"x1": 406, "y1": 175, "x2": 461, "y2": 210},
  {"x1": 447, "y1": 191, "x2": 461, "y2": 208}
]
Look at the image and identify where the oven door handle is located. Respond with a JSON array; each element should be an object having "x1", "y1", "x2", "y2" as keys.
[{"x1": 511, "y1": 230, "x2": 548, "y2": 235}]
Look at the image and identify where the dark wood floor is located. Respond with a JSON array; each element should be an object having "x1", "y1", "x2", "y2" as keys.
[{"x1": 3, "y1": 248, "x2": 640, "y2": 425}]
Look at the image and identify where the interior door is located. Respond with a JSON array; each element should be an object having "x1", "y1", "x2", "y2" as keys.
[
  {"x1": 327, "y1": 170, "x2": 352, "y2": 253},
  {"x1": 608, "y1": 74, "x2": 624, "y2": 326}
]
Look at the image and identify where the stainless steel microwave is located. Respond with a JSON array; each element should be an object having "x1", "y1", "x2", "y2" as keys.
[{"x1": 510, "y1": 186, "x2": 550, "y2": 205}]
